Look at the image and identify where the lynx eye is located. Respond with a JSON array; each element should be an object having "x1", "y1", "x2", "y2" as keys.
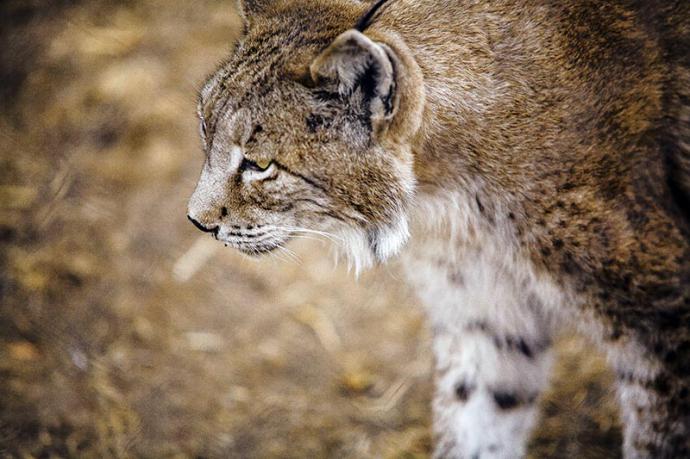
[
  {"x1": 241, "y1": 157, "x2": 273, "y2": 172},
  {"x1": 254, "y1": 157, "x2": 272, "y2": 170}
]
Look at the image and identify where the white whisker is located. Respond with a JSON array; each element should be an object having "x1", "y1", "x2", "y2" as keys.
[
  {"x1": 264, "y1": 225, "x2": 343, "y2": 243},
  {"x1": 286, "y1": 234, "x2": 330, "y2": 245},
  {"x1": 268, "y1": 250, "x2": 291, "y2": 264},
  {"x1": 276, "y1": 245, "x2": 302, "y2": 264}
]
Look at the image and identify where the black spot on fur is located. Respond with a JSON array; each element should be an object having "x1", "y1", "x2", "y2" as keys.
[
  {"x1": 466, "y1": 321, "x2": 547, "y2": 359},
  {"x1": 560, "y1": 252, "x2": 578, "y2": 274},
  {"x1": 653, "y1": 376, "x2": 672, "y2": 396},
  {"x1": 664, "y1": 350, "x2": 678, "y2": 363},
  {"x1": 609, "y1": 328, "x2": 622, "y2": 341},
  {"x1": 306, "y1": 114, "x2": 331, "y2": 132},
  {"x1": 465, "y1": 320, "x2": 490, "y2": 333},
  {"x1": 493, "y1": 391, "x2": 520, "y2": 410},
  {"x1": 455, "y1": 382, "x2": 474, "y2": 402},
  {"x1": 515, "y1": 338, "x2": 533, "y2": 359},
  {"x1": 448, "y1": 270, "x2": 464, "y2": 285},
  {"x1": 475, "y1": 195, "x2": 485, "y2": 213}
]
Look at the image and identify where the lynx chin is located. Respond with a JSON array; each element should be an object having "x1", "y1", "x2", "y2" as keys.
[{"x1": 187, "y1": 0, "x2": 690, "y2": 457}]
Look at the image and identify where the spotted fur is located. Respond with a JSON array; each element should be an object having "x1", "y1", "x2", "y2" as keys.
[{"x1": 187, "y1": 0, "x2": 690, "y2": 457}]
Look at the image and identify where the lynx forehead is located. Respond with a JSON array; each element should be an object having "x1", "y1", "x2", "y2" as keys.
[{"x1": 188, "y1": 0, "x2": 690, "y2": 456}]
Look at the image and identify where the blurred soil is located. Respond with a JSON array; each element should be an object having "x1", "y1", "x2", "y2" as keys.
[{"x1": 0, "y1": 1, "x2": 621, "y2": 457}]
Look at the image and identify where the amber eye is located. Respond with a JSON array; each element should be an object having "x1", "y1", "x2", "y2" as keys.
[
  {"x1": 241, "y1": 157, "x2": 272, "y2": 172},
  {"x1": 255, "y1": 157, "x2": 272, "y2": 170}
]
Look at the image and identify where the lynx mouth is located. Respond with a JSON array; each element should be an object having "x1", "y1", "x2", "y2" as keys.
[
  {"x1": 216, "y1": 228, "x2": 289, "y2": 257},
  {"x1": 234, "y1": 241, "x2": 283, "y2": 256}
]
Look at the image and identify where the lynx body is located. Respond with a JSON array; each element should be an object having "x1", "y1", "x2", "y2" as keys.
[{"x1": 187, "y1": 0, "x2": 690, "y2": 456}]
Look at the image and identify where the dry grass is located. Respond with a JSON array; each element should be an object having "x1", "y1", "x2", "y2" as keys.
[{"x1": 1, "y1": 1, "x2": 620, "y2": 457}]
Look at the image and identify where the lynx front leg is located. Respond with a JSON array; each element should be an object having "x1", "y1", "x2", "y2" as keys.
[
  {"x1": 609, "y1": 340, "x2": 690, "y2": 458},
  {"x1": 404, "y1": 234, "x2": 563, "y2": 457},
  {"x1": 431, "y1": 320, "x2": 553, "y2": 459}
]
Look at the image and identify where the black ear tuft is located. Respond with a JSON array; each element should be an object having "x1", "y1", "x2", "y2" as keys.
[{"x1": 355, "y1": 0, "x2": 393, "y2": 32}]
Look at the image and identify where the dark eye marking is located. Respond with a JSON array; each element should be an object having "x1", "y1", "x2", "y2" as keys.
[
  {"x1": 246, "y1": 124, "x2": 263, "y2": 144},
  {"x1": 273, "y1": 162, "x2": 329, "y2": 195},
  {"x1": 199, "y1": 119, "x2": 211, "y2": 155}
]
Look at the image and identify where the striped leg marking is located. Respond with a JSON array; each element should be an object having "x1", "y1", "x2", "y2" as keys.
[{"x1": 432, "y1": 320, "x2": 552, "y2": 459}]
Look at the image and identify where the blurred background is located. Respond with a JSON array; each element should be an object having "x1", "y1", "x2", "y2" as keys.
[{"x1": 1, "y1": 1, "x2": 621, "y2": 457}]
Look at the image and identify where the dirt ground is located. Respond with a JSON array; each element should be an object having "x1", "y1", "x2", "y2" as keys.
[{"x1": 1, "y1": 1, "x2": 621, "y2": 457}]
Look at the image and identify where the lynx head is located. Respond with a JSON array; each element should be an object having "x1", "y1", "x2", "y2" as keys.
[{"x1": 187, "y1": 0, "x2": 424, "y2": 271}]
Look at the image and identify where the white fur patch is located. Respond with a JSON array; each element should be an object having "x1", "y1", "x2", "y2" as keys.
[
  {"x1": 334, "y1": 226, "x2": 375, "y2": 276},
  {"x1": 331, "y1": 145, "x2": 416, "y2": 274},
  {"x1": 229, "y1": 145, "x2": 244, "y2": 174},
  {"x1": 433, "y1": 332, "x2": 552, "y2": 459},
  {"x1": 400, "y1": 189, "x2": 573, "y2": 457},
  {"x1": 372, "y1": 213, "x2": 410, "y2": 262}
]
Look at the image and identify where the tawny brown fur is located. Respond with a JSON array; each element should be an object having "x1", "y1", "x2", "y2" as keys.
[{"x1": 187, "y1": 0, "x2": 690, "y2": 457}]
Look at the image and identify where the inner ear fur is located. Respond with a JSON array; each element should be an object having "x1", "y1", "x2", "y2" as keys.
[{"x1": 310, "y1": 29, "x2": 398, "y2": 127}]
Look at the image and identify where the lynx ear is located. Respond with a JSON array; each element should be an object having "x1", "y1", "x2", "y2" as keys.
[{"x1": 310, "y1": 30, "x2": 398, "y2": 129}]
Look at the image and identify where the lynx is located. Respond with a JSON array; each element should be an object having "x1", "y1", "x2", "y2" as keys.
[{"x1": 187, "y1": 0, "x2": 690, "y2": 457}]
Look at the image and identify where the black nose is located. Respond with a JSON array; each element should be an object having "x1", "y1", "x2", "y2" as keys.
[{"x1": 187, "y1": 215, "x2": 219, "y2": 235}]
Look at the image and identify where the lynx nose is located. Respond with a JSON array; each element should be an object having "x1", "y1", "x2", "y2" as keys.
[{"x1": 187, "y1": 215, "x2": 219, "y2": 236}]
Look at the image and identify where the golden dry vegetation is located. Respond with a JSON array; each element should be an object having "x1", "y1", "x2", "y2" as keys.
[{"x1": 1, "y1": 1, "x2": 620, "y2": 457}]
